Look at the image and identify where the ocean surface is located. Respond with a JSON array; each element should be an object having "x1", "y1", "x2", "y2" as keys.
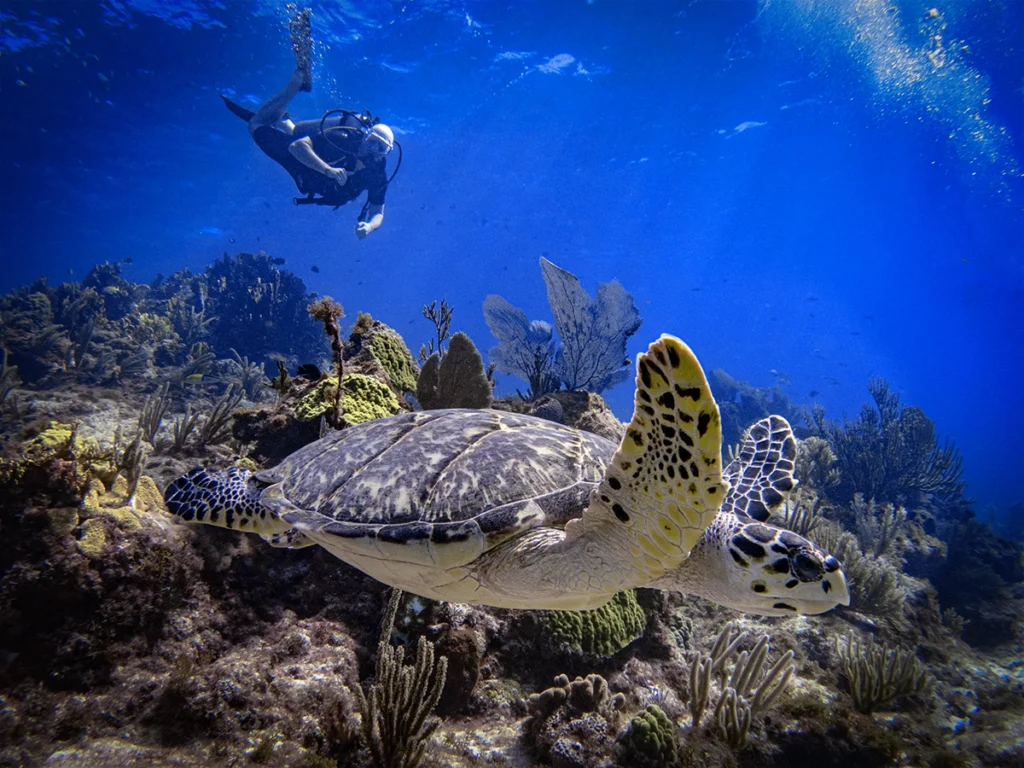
[{"x1": 2, "y1": 0, "x2": 1021, "y2": 515}]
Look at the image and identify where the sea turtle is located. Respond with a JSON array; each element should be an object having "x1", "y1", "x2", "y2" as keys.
[{"x1": 165, "y1": 335, "x2": 849, "y2": 614}]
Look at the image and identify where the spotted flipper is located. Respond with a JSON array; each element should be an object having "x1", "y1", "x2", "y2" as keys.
[
  {"x1": 260, "y1": 528, "x2": 317, "y2": 548},
  {"x1": 164, "y1": 466, "x2": 290, "y2": 536},
  {"x1": 721, "y1": 416, "x2": 797, "y2": 522},
  {"x1": 571, "y1": 335, "x2": 723, "y2": 578}
]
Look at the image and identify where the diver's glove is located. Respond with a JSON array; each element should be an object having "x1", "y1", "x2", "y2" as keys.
[
  {"x1": 355, "y1": 222, "x2": 372, "y2": 240},
  {"x1": 325, "y1": 167, "x2": 347, "y2": 188}
]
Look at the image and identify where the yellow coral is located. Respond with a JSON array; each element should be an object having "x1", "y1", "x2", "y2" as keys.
[
  {"x1": 77, "y1": 518, "x2": 107, "y2": 558},
  {"x1": 295, "y1": 374, "x2": 400, "y2": 425},
  {"x1": 49, "y1": 507, "x2": 80, "y2": 537},
  {"x1": 369, "y1": 330, "x2": 419, "y2": 393},
  {"x1": 80, "y1": 475, "x2": 168, "y2": 531},
  {"x1": 25, "y1": 421, "x2": 75, "y2": 455}
]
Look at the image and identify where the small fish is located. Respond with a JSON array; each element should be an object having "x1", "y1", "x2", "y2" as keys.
[
  {"x1": 297, "y1": 364, "x2": 321, "y2": 381},
  {"x1": 310, "y1": 265, "x2": 320, "y2": 273},
  {"x1": 809, "y1": 390, "x2": 820, "y2": 398},
  {"x1": 271, "y1": 257, "x2": 286, "y2": 266},
  {"x1": 16, "y1": 80, "x2": 28, "y2": 87},
  {"x1": 229, "y1": 237, "x2": 236, "y2": 244},
  {"x1": 122, "y1": 256, "x2": 133, "y2": 264},
  {"x1": 68, "y1": 268, "x2": 74, "y2": 276},
  {"x1": 185, "y1": 373, "x2": 204, "y2": 383}
]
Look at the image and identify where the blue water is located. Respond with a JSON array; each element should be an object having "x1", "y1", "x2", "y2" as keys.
[{"x1": 2, "y1": 0, "x2": 1022, "y2": 513}]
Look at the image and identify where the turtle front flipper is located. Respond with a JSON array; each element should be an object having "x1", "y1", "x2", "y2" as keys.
[
  {"x1": 569, "y1": 335, "x2": 723, "y2": 579},
  {"x1": 721, "y1": 415, "x2": 798, "y2": 522},
  {"x1": 165, "y1": 466, "x2": 291, "y2": 536}
]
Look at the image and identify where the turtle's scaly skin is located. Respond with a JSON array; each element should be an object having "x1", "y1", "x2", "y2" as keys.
[{"x1": 166, "y1": 336, "x2": 850, "y2": 613}]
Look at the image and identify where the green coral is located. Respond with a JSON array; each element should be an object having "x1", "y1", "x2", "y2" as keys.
[
  {"x1": 369, "y1": 330, "x2": 419, "y2": 393},
  {"x1": 343, "y1": 374, "x2": 401, "y2": 424},
  {"x1": 295, "y1": 374, "x2": 400, "y2": 425},
  {"x1": 543, "y1": 590, "x2": 646, "y2": 655},
  {"x1": 619, "y1": 705, "x2": 677, "y2": 768}
]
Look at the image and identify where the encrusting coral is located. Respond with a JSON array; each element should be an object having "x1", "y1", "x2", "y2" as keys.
[
  {"x1": 619, "y1": 704, "x2": 677, "y2": 768},
  {"x1": 295, "y1": 373, "x2": 400, "y2": 425},
  {"x1": 542, "y1": 590, "x2": 647, "y2": 656}
]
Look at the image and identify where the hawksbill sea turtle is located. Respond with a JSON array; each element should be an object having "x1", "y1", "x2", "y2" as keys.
[{"x1": 165, "y1": 335, "x2": 849, "y2": 614}]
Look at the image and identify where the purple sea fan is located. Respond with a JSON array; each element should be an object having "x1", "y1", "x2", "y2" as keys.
[
  {"x1": 482, "y1": 294, "x2": 559, "y2": 398},
  {"x1": 539, "y1": 257, "x2": 642, "y2": 393}
]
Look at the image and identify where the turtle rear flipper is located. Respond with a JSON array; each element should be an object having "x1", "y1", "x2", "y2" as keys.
[{"x1": 164, "y1": 466, "x2": 291, "y2": 536}]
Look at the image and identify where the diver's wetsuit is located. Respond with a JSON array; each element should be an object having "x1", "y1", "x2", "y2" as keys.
[{"x1": 223, "y1": 96, "x2": 387, "y2": 210}]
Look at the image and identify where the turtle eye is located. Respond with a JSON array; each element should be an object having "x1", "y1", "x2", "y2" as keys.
[
  {"x1": 823, "y1": 555, "x2": 841, "y2": 573},
  {"x1": 792, "y1": 551, "x2": 824, "y2": 582}
]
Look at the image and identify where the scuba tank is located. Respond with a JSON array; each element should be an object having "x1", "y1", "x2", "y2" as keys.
[{"x1": 295, "y1": 108, "x2": 402, "y2": 210}]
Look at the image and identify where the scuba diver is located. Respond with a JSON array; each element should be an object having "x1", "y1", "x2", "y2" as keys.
[{"x1": 221, "y1": 7, "x2": 400, "y2": 240}]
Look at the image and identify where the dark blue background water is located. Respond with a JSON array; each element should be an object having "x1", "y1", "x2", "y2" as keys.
[{"x1": 2, "y1": 1, "x2": 1022, "y2": 514}]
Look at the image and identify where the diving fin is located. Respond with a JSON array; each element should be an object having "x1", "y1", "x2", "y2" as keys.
[
  {"x1": 222, "y1": 95, "x2": 256, "y2": 123},
  {"x1": 222, "y1": 95, "x2": 291, "y2": 125}
]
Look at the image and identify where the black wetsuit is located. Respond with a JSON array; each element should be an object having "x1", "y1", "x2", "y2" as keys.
[{"x1": 223, "y1": 96, "x2": 387, "y2": 211}]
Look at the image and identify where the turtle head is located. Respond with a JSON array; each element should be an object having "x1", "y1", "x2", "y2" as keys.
[{"x1": 657, "y1": 518, "x2": 850, "y2": 616}]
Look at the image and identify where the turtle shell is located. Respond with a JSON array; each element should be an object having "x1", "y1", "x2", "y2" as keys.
[{"x1": 255, "y1": 409, "x2": 616, "y2": 551}]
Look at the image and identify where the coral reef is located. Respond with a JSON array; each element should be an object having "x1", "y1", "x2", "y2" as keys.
[
  {"x1": 200, "y1": 252, "x2": 327, "y2": 368},
  {"x1": 420, "y1": 299, "x2": 454, "y2": 361},
  {"x1": 483, "y1": 294, "x2": 560, "y2": 398},
  {"x1": 684, "y1": 622, "x2": 795, "y2": 748},
  {"x1": 834, "y1": 634, "x2": 934, "y2": 714},
  {"x1": 619, "y1": 705, "x2": 677, "y2": 768},
  {"x1": 494, "y1": 389, "x2": 625, "y2": 443},
  {"x1": 1, "y1": 256, "x2": 1024, "y2": 768},
  {"x1": 367, "y1": 327, "x2": 419, "y2": 394}
]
